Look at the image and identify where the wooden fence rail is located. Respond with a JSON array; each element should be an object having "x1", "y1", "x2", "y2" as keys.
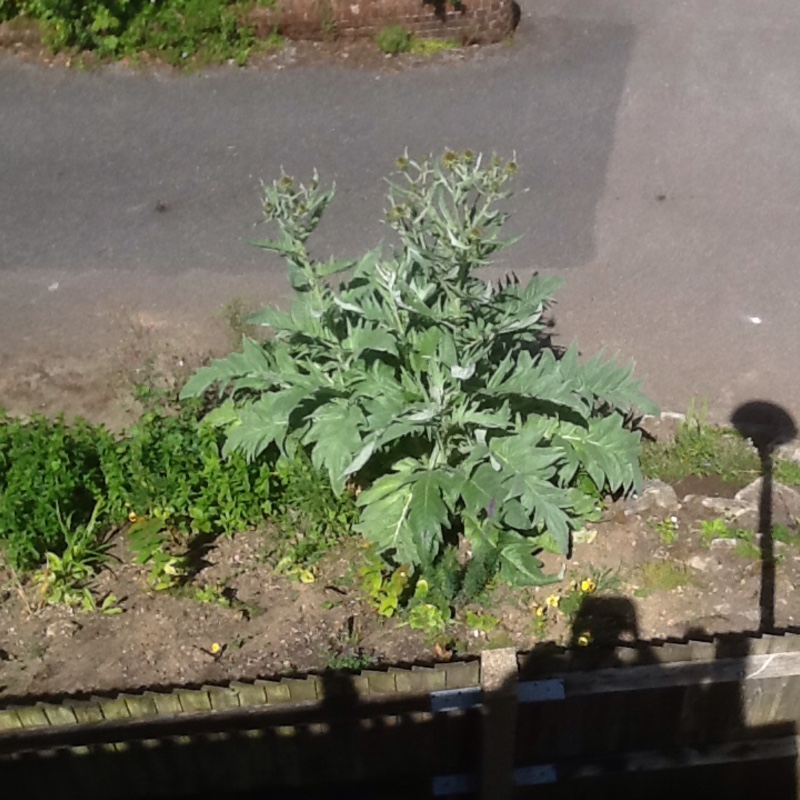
[{"x1": 3, "y1": 631, "x2": 800, "y2": 798}]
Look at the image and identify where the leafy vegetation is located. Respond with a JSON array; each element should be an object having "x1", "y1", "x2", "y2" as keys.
[
  {"x1": 102, "y1": 402, "x2": 273, "y2": 537},
  {"x1": 182, "y1": 151, "x2": 657, "y2": 589},
  {"x1": 375, "y1": 24, "x2": 412, "y2": 54},
  {"x1": 649, "y1": 515, "x2": 679, "y2": 545},
  {"x1": 0, "y1": 401, "x2": 273, "y2": 575},
  {"x1": 269, "y1": 451, "x2": 357, "y2": 568},
  {"x1": 1, "y1": 0, "x2": 281, "y2": 66},
  {"x1": 409, "y1": 36, "x2": 460, "y2": 56},
  {"x1": 0, "y1": 411, "x2": 112, "y2": 571},
  {"x1": 32, "y1": 501, "x2": 120, "y2": 612},
  {"x1": 641, "y1": 404, "x2": 759, "y2": 484},
  {"x1": 698, "y1": 518, "x2": 800, "y2": 561},
  {"x1": 375, "y1": 26, "x2": 460, "y2": 56},
  {"x1": 635, "y1": 561, "x2": 690, "y2": 595}
]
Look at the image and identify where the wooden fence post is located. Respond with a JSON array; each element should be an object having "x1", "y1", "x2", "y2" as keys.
[{"x1": 480, "y1": 648, "x2": 518, "y2": 800}]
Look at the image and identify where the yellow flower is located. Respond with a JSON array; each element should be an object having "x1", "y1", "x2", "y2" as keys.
[
  {"x1": 128, "y1": 511, "x2": 138, "y2": 523},
  {"x1": 577, "y1": 632, "x2": 592, "y2": 647},
  {"x1": 581, "y1": 579, "x2": 596, "y2": 594},
  {"x1": 569, "y1": 580, "x2": 578, "y2": 591},
  {"x1": 545, "y1": 594, "x2": 560, "y2": 608},
  {"x1": 533, "y1": 605, "x2": 546, "y2": 618},
  {"x1": 210, "y1": 642, "x2": 223, "y2": 655}
]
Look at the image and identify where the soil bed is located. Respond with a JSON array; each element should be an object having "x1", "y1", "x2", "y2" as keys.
[
  {"x1": 3, "y1": 450, "x2": 800, "y2": 699},
  {"x1": 0, "y1": 18, "x2": 512, "y2": 75}
]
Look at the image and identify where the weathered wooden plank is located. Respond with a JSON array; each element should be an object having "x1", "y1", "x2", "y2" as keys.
[
  {"x1": 410, "y1": 665, "x2": 447, "y2": 692},
  {"x1": 548, "y1": 651, "x2": 800, "y2": 697},
  {"x1": 98, "y1": 696, "x2": 132, "y2": 721},
  {"x1": 175, "y1": 689, "x2": 212, "y2": 713},
  {"x1": 259, "y1": 680, "x2": 291, "y2": 704},
  {"x1": 122, "y1": 694, "x2": 159, "y2": 719},
  {"x1": 229, "y1": 681, "x2": 267, "y2": 706},
  {"x1": 15, "y1": 705, "x2": 49, "y2": 728},
  {"x1": 439, "y1": 660, "x2": 480, "y2": 689},
  {"x1": 363, "y1": 670, "x2": 398, "y2": 695},
  {"x1": 72, "y1": 701, "x2": 105, "y2": 725},
  {"x1": 143, "y1": 691, "x2": 182, "y2": 717},
  {"x1": 281, "y1": 676, "x2": 320, "y2": 702},
  {"x1": 205, "y1": 685, "x2": 241, "y2": 711},
  {"x1": 40, "y1": 703, "x2": 78, "y2": 726},
  {"x1": 0, "y1": 709, "x2": 22, "y2": 731}
]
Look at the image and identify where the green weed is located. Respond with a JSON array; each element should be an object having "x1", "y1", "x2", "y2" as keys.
[
  {"x1": 375, "y1": 24, "x2": 412, "y2": 54},
  {"x1": 191, "y1": 583, "x2": 232, "y2": 606},
  {"x1": 775, "y1": 460, "x2": 800, "y2": 486},
  {"x1": 698, "y1": 518, "x2": 759, "y2": 558},
  {"x1": 127, "y1": 517, "x2": 189, "y2": 591},
  {"x1": 409, "y1": 37, "x2": 460, "y2": 56},
  {"x1": 773, "y1": 523, "x2": 800, "y2": 546},
  {"x1": 734, "y1": 540, "x2": 760, "y2": 560},
  {"x1": 0, "y1": 412, "x2": 112, "y2": 571},
  {"x1": 267, "y1": 452, "x2": 357, "y2": 570},
  {"x1": 636, "y1": 561, "x2": 690, "y2": 595},
  {"x1": 464, "y1": 609, "x2": 499, "y2": 633},
  {"x1": 219, "y1": 297, "x2": 261, "y2": 343},
  {"x1": 641, "y1": 402, "x2": 759, "y2": 484},
  {"x1": 325, "y1": 619, "x2": 375, "y2": 671},
  {"x1": 650, "y1": 515, "x2": 679, "y2": 544},
  {"x1": 32, "y1": 502, "x2": 120, "y2": 613}
]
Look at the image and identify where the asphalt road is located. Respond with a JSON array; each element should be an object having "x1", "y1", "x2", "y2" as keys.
[{"x1": 2, "y1": 0, "x2": 800, "y2": 424}]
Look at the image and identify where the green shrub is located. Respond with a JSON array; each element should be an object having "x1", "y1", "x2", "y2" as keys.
[
  {"x1": 9, "y1": 0, "x2": 265, "y2": 65},
  {"x1": 0, "y1": 412, "x2": 112, "y2": 571},
  {"x1": 0, "y1": 0, "x2": 23, "y2": 22},
  {"x1": 182, "y1": 151, "x2": 658, "y2": 587},
  {"x1": 119, "y1": 0, "x2": 257, "y2": 66},
  {"x1": 376, "y1": 24, "x2": 411, "y2": 55},
  {"x1": 0, "y1": 404, "x2": 275, "y2": 573},
  {"x1": 269, "y1": 451, "x2": 357, "y2": 566},
  {"x1": 22, "y1": 0, "x2": 145, "y2": 54},
  {"x1": 101, "y1": 404, "x2": 273, "y2": 535}
]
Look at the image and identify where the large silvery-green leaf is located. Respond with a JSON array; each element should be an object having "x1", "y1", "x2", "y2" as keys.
[
  {"x1": 483, "y1": 350, "x2": 590, "y2": 416},
  {"x1": 460, "y1": 462, "x2": 507, "y2": 518},
  {"x1": 221, "y1": 397, "x2": 284, "y2": 461},
  {"x1": 346, "y1": 326, "x2": 399, "y2": 359},
  {"x1": 355, "y1": 467, "x2": 450, "y2": 565},
  {"x1": 504, "y1": 473, "x2": 572, "y2": 553},
  {"x1": 560, "y1": 347, "x2": 659, "y2": 416},
  {"x1": 496, "y1": 530, "x2": 555, "y2": 587},
  {"x1": 304, "y1": 401, "x2": 367, "y2": 492},
  {"x1": 553, "y1": 414, "x2": 643, "y2": 494},
  {"x1": 180, "y1": 337, "x2": 274, "y2": 399},
  {"x1": 222, "y1": 383, "x2": 318, "y2": 460}
]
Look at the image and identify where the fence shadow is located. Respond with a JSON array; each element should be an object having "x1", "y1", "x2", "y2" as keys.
[{"x1": 513, "y1": 597, "x2": 798, "y2": 799}]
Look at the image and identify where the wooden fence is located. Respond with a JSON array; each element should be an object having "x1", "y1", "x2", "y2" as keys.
[{"x1": 2, "y1": 630, "x2": 800, "y2": 798}]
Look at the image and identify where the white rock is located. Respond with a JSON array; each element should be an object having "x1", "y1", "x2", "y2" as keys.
[
  {"x1": 626, "y1": 479, "x2": 680, "y2": 514},
  {"x1": 688, "y1": 555, "x2": 710, "y2": 571}
]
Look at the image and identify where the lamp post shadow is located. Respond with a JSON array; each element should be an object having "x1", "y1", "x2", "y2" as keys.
[{"x1": 730, "y1": 401, "x2": 797, "y2": 632}]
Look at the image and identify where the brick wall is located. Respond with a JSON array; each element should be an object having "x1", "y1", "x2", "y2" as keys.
[{"x1": 249, "y1": 0, "x2": 518, "y2": 45}]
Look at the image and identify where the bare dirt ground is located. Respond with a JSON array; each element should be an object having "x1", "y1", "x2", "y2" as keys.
[
  {"x1": 0, "y1": 18, "x2": 510, "y2": 76},
  {"x1": 2, "y1": 454, "x2": 798, "y2": 699}
]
